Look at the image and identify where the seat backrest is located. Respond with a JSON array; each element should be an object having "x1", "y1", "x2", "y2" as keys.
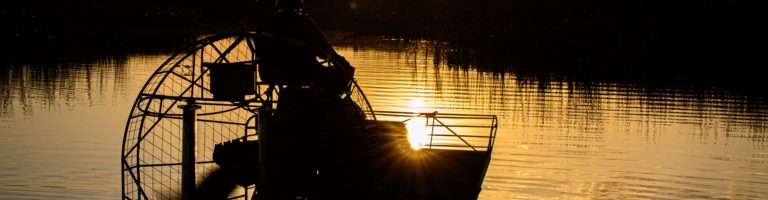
[
  {"x1": 255, "y1": 33, "x2": 322, "y2": 85},
  {"x1": 203, "y1": 62, "x2": 256, "y2": 101}
]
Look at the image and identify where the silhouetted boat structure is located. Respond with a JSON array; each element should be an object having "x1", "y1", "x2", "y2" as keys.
[{"x1": 121, "y1": 32, "x2": 498, "y2": 199}]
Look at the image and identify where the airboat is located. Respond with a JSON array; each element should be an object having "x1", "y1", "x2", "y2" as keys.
[{"x1": 121, "y1": 31, "x2": 498, "y2": 199}]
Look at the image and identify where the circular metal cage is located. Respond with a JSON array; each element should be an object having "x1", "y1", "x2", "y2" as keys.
[{"x1": 121, "y1": 32, "x2": 374, "y2": 200}]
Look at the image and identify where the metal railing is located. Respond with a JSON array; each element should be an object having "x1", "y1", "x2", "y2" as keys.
[{"x1": 372, "y1": 111, "x2": 498, "y2": 152}]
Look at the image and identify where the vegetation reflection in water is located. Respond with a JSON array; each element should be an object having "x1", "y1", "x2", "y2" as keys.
[
  {"x1": 0, "y1": 41, "x2": 766, "y2": 199},
  {"x1": 336, "y1": 42, "x2": 768, "y2": 199}
]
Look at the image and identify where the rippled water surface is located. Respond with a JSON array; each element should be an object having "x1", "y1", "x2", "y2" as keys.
[{"x1": 1, "y1": 43, "x2": 767, "y2": 199}]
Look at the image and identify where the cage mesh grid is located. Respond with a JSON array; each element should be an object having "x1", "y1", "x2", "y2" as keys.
[{"x1": 122, "y1": 33, "x2": 262, "y2": 200}]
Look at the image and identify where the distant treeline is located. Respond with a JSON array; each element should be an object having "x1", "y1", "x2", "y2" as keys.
[
  {"x1": 352, "y1": 0, "x2": 768, "y2": 85},
  {"x1": 2, "y1": 0, "x2": 274, "y2": 62},
  {"x1": 3, "y1": 0, "x2": 767, "y2": 92}
]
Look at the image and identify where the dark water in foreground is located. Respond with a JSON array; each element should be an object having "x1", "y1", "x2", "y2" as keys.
[{"x1": 1, "y1": 42, "x2": 767, "y2": 199}]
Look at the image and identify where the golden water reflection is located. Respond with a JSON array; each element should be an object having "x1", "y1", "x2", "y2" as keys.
[
  {"x1": 0, "y1": 43, "x2": 766, "y2": 199},
  {"x1": 337, "y1": 44, "x2": 768, "y2": 199}
]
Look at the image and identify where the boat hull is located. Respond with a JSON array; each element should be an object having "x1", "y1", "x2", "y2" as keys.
[{"x1": 209, "y1": 120, "x2": 490, "y2": 199}]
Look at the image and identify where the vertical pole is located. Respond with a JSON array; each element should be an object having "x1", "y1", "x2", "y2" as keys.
[
  {"x1": 257, "y1": 106, "x2": 273, "y2": 199},
  {"x1": 179, "y1": 100, "x2": 201, "y2": 200},
  {"x1": 429, "y1": 116, "x2": 435, "y2": 149}
]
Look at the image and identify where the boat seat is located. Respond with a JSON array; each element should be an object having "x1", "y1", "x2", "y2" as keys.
[
  {"x1": 203, "y1": 61, "x2": 256, "y2": 101},
  {"x1": 255, "y1": 32, "x2": 323, "y2": 86}
]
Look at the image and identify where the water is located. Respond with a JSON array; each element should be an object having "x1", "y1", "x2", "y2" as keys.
[{"x1": 1, "y1": 43, "x2": 767, "y2": 199}]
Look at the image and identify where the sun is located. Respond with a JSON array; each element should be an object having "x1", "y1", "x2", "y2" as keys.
[
  {"x1": 405, "y1": 117, "x2": 429, "y2": 150},
  {"x1": 405, "y1": 98, "x2": 430, "y2": 150}
]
